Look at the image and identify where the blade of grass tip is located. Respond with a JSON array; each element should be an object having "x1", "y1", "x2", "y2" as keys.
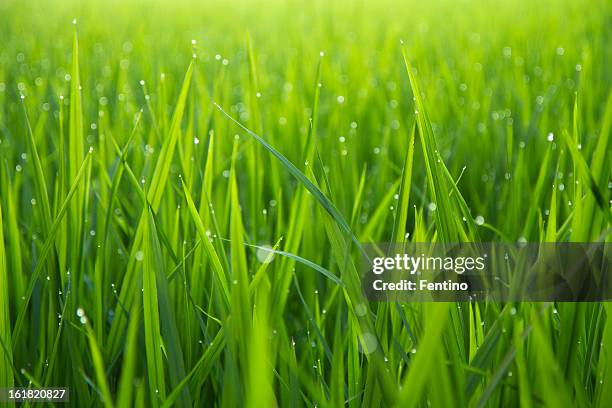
[
  {"x1": 560, "y1": 130, "x2": 609, "y2": 219},
  {"x1": 21, "y1": 99, "x2": 52, "y2": 234},
  {"x1": 245, "y1": 32, "x2": 263, "y2": 242},
  {"x1": 102, "y1": 110, "x2": 143, "y2": 250},
  {"x1": 0, "y1": 203, "x2": 15, "y2": 393},
  {"x1": 148, "y1": 62, "x2": 193, "y2": 210},
  {"x1": 391, "y1": 122, "x2": 415, "y2": 244},
  {"x1": 11, "y1": 151, "x2": 93, "y2": 344},
  {"x1": 67, "y1": 25, "x2": 85, "y2": 285},
  {"x1": 401, "y1": 42, "x2": 458, "y2": 243},
  {"x1": 521, "y1": 146, "x2": 551, "y2": 240},
  {"x1": 350, "y1": 164, "x2": 367, "y2": 228},
  {"x1": 213, "y1": 103, "x2": 365, "y2": 257}
]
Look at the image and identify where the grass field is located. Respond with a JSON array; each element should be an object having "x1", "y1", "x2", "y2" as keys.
[{"x1": 0, "y1": 0, "x2": 611, "y2": 406}]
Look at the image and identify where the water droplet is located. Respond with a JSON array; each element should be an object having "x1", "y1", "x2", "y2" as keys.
[
  {"x1": 547, "y1": 132, "x2": 554, "y2": 142},
  {"x1": 361, "y1": 332, "x2": 378, "y2": 354},
  {"x1": 475, "y1": 215, "x2": 485, "y2": 225},
  {"x1": 354, "y1": 303, "x2": 367, "y2": 317},
  {"x1": 135, "y1": 251, "x2": 144, "y2": 261},
  {"x1": 256, "y1": 245, "x2": 275, "y2": 264}
]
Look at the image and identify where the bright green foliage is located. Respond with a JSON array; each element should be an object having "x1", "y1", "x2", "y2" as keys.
[{"x1": 0, "y1": 0, "x2": 610, "y2": 407}]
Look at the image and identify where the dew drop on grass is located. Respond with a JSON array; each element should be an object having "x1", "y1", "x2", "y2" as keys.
[
  {"x1": 354, "y1": 303, "x2": 367, "y2": 317},
  {"x1": 475, "y1": 215, "x2": 485, "y2": 225},
  {"x1": 361, "y1": 332, "x2": 378, "y2": 355},
  {"x1": 194, "y1": 137, "x2": 200, "y2": 145},
  {"x1": 256, "y1": 245, "x2": 275, "y2": 264},
  {"x1": 547, "y1": 132, "x2": 554, "y2": 142},
  {"x1": 427, "y1": 202, "x2": 437, "y2": 212},
  {"x1": 135, "y1": 251, "x2": 144, "y2": 262}
]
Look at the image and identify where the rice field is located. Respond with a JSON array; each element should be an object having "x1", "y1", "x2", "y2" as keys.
[{"x1": 0, "y1": 0, "x2": 611, "y2": 406}]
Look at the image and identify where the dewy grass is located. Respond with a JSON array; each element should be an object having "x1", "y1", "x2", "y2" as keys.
[{"x1": 0, "y1": 0, "x2": 611, "y2": 406}]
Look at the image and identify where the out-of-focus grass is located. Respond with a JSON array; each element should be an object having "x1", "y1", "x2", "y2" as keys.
[{"x1": 0, "y1": 0, "x2": 610, "y2": 406}]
